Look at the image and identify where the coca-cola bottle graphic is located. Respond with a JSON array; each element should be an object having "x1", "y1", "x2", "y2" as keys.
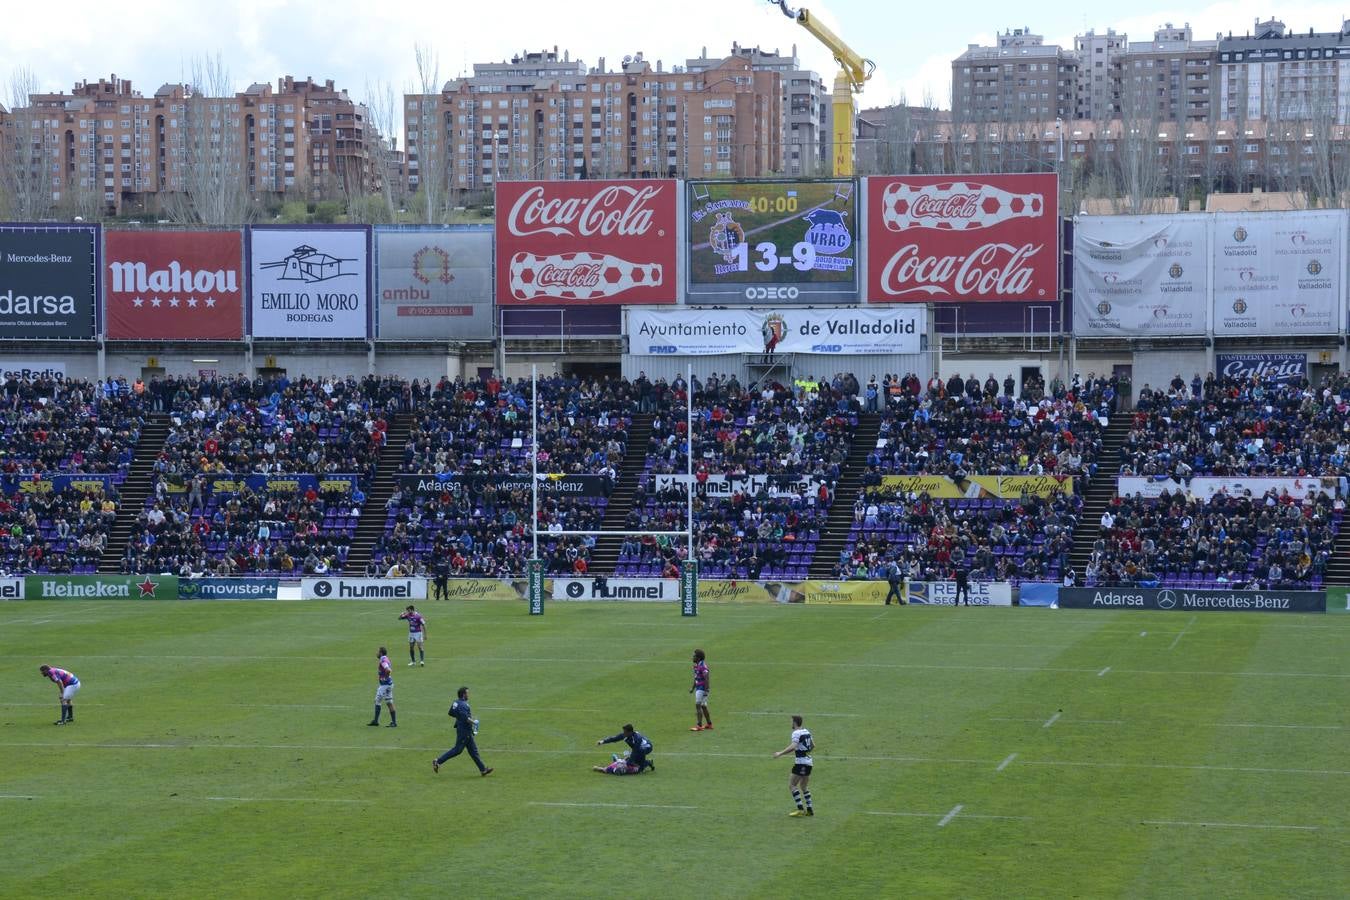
[
  {"x1": 508, "y1": 251, "x2": 663, "y2": 301},
  {"x1": 882, "y1": 181, "x2": 1045, "y2": 231}
]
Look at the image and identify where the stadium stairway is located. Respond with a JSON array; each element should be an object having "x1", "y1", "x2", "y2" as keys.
[
  {"x1": 98, "y1": 413, "x2": 171, "y2": 574},
  {"x1": 1323, "y1": 528, "x2": 1350, "y2": 586},
  {"x1": 807, "y1": 412, "x2": 881, "y2": 579},
  {"x1": 1066, "y1": 415, "x2": 1133, "y2": 580},
  {"x1": 342, "y1": 412, "x2": 414, "y2": 575},
  {"x1": 587, "y1": 412, "x2": 653, "y2": 575}
]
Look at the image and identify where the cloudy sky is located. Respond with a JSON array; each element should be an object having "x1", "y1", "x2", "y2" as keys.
[{"x1": 4, "y1": 0, "x2": 1347, "y2": 125}]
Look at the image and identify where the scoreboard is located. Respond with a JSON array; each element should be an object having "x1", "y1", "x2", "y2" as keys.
[{"x1": 685, "y1": 179, "x2": 860, "y2": 304}]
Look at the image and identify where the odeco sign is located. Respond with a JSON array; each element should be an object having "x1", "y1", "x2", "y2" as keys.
[{"x1": 1057, "y1": 587, "x2": 1325, "y2": 613}]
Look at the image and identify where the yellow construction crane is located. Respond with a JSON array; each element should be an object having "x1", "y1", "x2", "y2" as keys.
[{"x1": 768, "y1": 0, "x2": 875, "y2": 176}]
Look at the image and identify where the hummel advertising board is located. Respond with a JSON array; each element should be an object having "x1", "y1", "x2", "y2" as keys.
[
  {"x1": 301, "y1": 577, "x2": 427, "y2": 600},
  {"x1": 551, "y1": 578, "x2": 679, "y2": 601},
  {"x1": 1057, "y1": 587, "x2": 1325, "y2": 613}
]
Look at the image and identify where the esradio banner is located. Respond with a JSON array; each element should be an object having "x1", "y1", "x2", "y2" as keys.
[
  {"x1": 495, "y1": 179, "x2": 678, "y2": 305},
  {"x1": 1073, "y1": 214, "x2": 1208, "y2": 335},
  {"x1": 249, "y1": 227, "x2": 369, "y2": 338},
  {"x1": 105, "y1": 230, "x2": 244, "y2": 339},
  {"x1": 0, "y1": 226, "x2": 97, "y2": 339},
  {"x1": 627, "y1": 307, "x2": 924, "y2": 355},
  {"x1": 1211, "y1": 211, "x2": 1343, "y2": 335},
  {"x1": 865, "y1": 174, "x2": 1058, "y2": 303}
]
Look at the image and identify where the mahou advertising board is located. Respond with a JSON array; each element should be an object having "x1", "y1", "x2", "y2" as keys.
[
  {"x1": 495, "y1": 179, "x2": 678, "y2": 305},
  {"x1": 865, "y1": 174, "x2": 1059, "y2": 303},
  {"x1": 105, "y1": 231, "x2": 244, "y2": 339}
]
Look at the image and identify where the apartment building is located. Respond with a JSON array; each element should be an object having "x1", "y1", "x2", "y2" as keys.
[
  {"x1": 0, "y1": 74, "x2": 376, "y2": 214},
  {"x1": 951, "y1": 28, "x2": 1080, "y2": 123},
  {"x1": 1074, "y1": 29, "x2": 1126, "y2": 121},
  {"x1": 1119, "y1": 25, "x2": 1217, "y2": 123},
  {"x1": 1217, "y1": 19, "x2": 1350, "y2": 124},
  {"x1": 686, "y1": 43, "x2": 828, "y2": 176},
  {"x1": 403, "y1": 49, "x2": 782, "y2": 195}
]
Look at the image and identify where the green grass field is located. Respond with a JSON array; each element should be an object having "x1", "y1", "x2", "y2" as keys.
[{"x1": 2, "y1": 599, "x2": 1348, "y2": 899}]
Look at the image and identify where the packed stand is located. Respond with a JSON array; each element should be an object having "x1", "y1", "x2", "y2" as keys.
[
  {"x1": 385, "y1": 374, "x2": 631, "y2": 575},
  {"x1": 0, "y1": 377, "x2": 147, "y2": 479},
  {"x1": 1088, "y1": 489, "x2": 1339, "y2": 589},
  {"x1": 829, "y1": 372, "x2": 1114, "y2": 584},
  {"x1": 0, "y1": 484, "x2": 117, "y2": 574},
  {"x1": 620, "y1": 373, "x2": 855, "y2": 579},
  {"x1": 1124, "y1": 372, "x2": 1350, "y2": 477}
]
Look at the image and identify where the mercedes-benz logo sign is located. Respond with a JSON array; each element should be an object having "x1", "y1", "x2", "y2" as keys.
[
  {"x1": 314, "y1": 580, "x2": 333, "y2": 597},
  {"x1": 566, "y1": 581, "x2": 585, "y2": 598},
  {"x1": 1156, "y1": 589, "x2": 1177, "y2": 610}
]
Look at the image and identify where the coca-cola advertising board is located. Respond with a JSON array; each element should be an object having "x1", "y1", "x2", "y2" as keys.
[
  {"x1": 865, "y1": 174, "x2": 1058, "y2": 303},
  {"x1": 0, "y1": 226, "x2": 97, "y2": 339},
  {"x1": 685, "y1": 179, "x2": 859, "y2": 304},
  {"x1": 1073, "y1": 214, "x2": 1208, "y2": 336},
  {"x1": 374, "y1": 226, "x2": 492, "y2": 340},
  {"x1": 1211, "y1": 211, "x2": 1343, "y2": 336},
  {"x1": 495, "y1": 179, "x2": 677, "y2": 306},
  {"x1": 105, "y1": 230, "x2": 244, "y2": 339},
  {"x1": 248, "y1": 226, "x2": 370, "y2": 338}
]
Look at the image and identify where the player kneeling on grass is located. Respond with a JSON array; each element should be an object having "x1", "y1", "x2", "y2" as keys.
[
  {"x1": 39, "y1": 665, "x2": 80, "y2": 725},
  {"x1": 596, "y1": 724, "x2": 654, "y2": 773}
]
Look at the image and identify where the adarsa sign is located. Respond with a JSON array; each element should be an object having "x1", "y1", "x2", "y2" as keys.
[
  {"x1": 1058, "y1": 586, "x2": 1325, "y2": 613},
  {"x1": 866, "y1": 174, "x2": 1058, "y2": 303}
]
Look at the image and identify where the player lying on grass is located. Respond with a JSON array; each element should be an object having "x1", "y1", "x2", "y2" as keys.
[
  {"x1": 596, "y1": 724, "x2": 654, "y2": 772},
  {"x1": 592, "y1": 754, "x2": 646, "y2": 775}
]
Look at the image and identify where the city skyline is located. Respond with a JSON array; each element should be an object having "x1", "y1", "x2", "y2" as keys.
[{"x1": 5, "y1": 0, "x2": 1350, "y2": 124}]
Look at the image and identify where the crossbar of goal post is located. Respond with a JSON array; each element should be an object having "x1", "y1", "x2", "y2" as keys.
[{"x1": 526, "y1": 363, "x2": 698, "y2": 616}]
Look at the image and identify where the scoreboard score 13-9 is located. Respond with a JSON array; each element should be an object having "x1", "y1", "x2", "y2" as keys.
[{"x1": 685, "y1": 179, "x2": 860, "y2": 304}]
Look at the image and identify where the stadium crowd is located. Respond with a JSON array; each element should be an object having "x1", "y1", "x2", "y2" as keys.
[{"x1": 0, "y1": 368, "x2": 1345, "y2": 591}]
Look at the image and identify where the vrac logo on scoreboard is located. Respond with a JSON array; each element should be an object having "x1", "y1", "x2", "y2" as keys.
[{"x1": 686, "y1": 179, "x2": 860, "y2": 304}]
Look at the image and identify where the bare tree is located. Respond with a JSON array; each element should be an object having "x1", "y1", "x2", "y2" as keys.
[
  {"x1": 352, "y1": 78, "x2": 401, "y2": 223},
  {"x1": 1114, "y1": 75, "x2": 1165, "y2": 214},
  {"x1": 163, "y1": 55, "x2": 252, "y2": 225},
  {"x1": 1, "y1": 67, "x2": 56, "y2": 220},
  {"x1": 412, "y1": 44, "x2": 447, "y2": 224}
]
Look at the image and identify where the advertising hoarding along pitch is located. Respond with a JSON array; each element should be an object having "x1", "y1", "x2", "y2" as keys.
[
  {"x1": 1211, "y1": 211, "x2": 1342, "y2": 335},
  {"x1": 627, "y1": 307, "x2": 923, "y2": 356},
  {"x1": 496, "y1": 179, "x2": 678, "y2": 305},
  {"x1": 0, "y1": 226, "x2": 97, "y2": 339},
  {"x1": 105, "y1": 230, "x2": 244, "y2": 339},
  {"x1": 374, "y1": 227, "x2": 493, "y2": 340},
  {"x1": 865, "y1": 174, "x2": 1059, "y2": 303},
  {"x1": 1073, "y1": 214, "x2": 1208, "y2": 335},
  {"x1": 1057, "y1": 586, "x2": 1325, "y2": 613},
  {"x1": 249, "y1": 227, "x2": 369, "y2": 338},
  {"x1": 685, "y1": 179, "x2": 859, "y2": 304}
]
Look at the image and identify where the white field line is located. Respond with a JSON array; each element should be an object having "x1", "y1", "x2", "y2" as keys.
[
  {"x1": 529, "y1": 801, "x2": 698, "y2": 810},
  {"x1": 1, "y1": 740, "x2": 1349, "y2": 778},
  {"x1": 992, "y1": 717, "x2": 1125, "y2": 726},
  {"x1": 1043, "y1": 711, "x2": 1062, "y2": 728},
  {"x1": 4, "y1": 653, "x2": 1346, "y2": 679},
  {"x1": 0, "y1": 794, "x2": 38, "y2": 800},
  {"x1": 937, "y1": 804, "x2": 964, "y2": 827},
  {"x1": 740, "y1": 711, "x2": 864, "y2": 718},
  {"x1": 1098, "y1": 666, "x2": 1112, "y2": 677},
  {"x1": 1142, "y1": 819, "x2": 1318, "y2": 832},
  {"x1": 996, "y1": 753, "x2": 1017, "y2": 772},
  {"x1": 1169, "y1": 616, "x2": 1198, "y2": 651},
  {"x1": 205, "y1": 796, "x2": 367, "y2": 804}
]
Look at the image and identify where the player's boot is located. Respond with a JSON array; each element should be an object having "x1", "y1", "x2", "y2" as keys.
[
  {"x1": 481, "y1": 768, "x2": 494, "y2": 777},
  {"x1": 806, "y1": 808, "x2": 815, "y2": 816},
  {"x1": 689, "y1": 725, "x2": 704, "y2": 731},
  {"x1": 367, "y1": 720, "x2": 379, "y2": 726},
  {"x1": 702, "y1": 724, "x2": 713, "y2": 730},
  {"x1": 432, "y1": 759, "x2": 440, "y2": 773},
  {"x1": 386, "y1": 722, "x2": 398, "y2": 727},
  {"x1": 789, "y1": 809, "x2": 807, "y2": 817}
]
